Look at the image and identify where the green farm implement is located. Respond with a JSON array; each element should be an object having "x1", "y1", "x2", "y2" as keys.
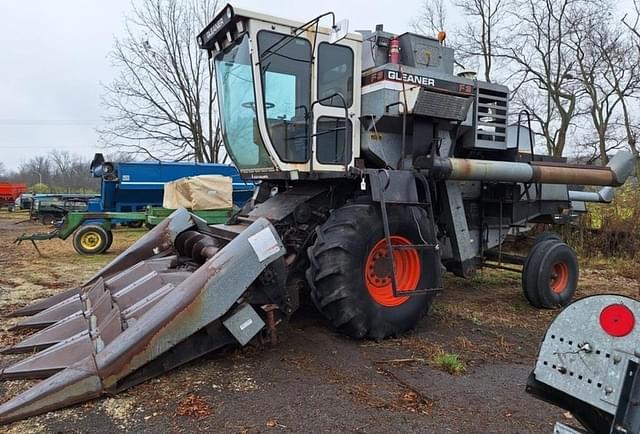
[{"x1": 15, "y1": 207, "x2": 232, "y2": 255}]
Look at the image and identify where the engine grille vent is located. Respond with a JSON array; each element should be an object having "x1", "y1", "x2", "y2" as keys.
[{"x1": 475, "y1": 86, "x2": 508, "y2": 149}]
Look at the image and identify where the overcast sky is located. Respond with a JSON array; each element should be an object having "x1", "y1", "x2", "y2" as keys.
[
  {"x1": 0, "y1": 0, "x2": 426, "y2": 170},
  {"x1": 0, "y1": 1, "x2": 633, "y2": 170}
]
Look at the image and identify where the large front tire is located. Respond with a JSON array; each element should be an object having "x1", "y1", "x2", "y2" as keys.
[{"x1": 306, "y1": 204, "x2": 436, "y2": 340}]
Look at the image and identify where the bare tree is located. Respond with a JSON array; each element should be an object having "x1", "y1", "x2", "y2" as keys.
[
  {"x1": 569, "y1": 17, "x2": 640, "y2": 164},
  {"x1": 622, "y1": 0, "x2": 640, "y2": 46},
  {"x1": 454, "y1": 0, "x2": 509, "y2": 82},
  {"x1": 499, "y1": 0, "x2": 606, "y2": 157},
  {"x1": 100, "y1": 0, "x2": 222, "y2": 163},
  {"x1": 621, "y1": 0, "x2": 640, "y2": 176},
  {"x1": 104, "y1": 151, "x2": 139, "y2": 163},
  {"x1": 19, "y1": 156, "x2": 52, "y2": 186},
  {"x1": 412, "y1": 0, "x2": 448, "y2": 37},
  {"x1": 50, "y1": 151, "x2": 92, "y2": 193},
  {"x1": 50, "y1": 150, "x2": 74, "y2": 190},
  {"x1": 13, "y1": 152, "x2": 99, "y2": 192}
]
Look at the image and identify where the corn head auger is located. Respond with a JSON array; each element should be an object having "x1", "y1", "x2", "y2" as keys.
[
  {"x1": 1, "y1": 4, "x2": 638, "y2": 425},
  {"x1": 0, "y1": 209, "x2": 287, "y2": 423}
]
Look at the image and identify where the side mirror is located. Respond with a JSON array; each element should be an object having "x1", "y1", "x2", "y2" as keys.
[{"x1": 329, "y1": 19, "x2": 349, "y2": 44}]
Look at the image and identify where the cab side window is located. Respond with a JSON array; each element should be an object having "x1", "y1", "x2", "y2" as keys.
[
  {"x1": 316, "y1": 117, "x2": 352, "y2": 164},
  {"x1": 317, "y1": 43, "x2": 354, "y2": 107}
]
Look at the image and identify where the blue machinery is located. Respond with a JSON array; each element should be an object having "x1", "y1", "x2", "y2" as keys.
[{"x1": 88, "y1": 153, "x2": 254, "y2": 214}]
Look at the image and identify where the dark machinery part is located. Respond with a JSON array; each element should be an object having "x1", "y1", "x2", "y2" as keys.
[
  {"x1": 0, "y1": 209, "x2": 285, "y2": 424},
  {"x1": 174, "y1": 230, "x2": 221, "y2": 263}
]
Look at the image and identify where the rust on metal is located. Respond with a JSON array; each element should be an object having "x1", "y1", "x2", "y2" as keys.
[
  {"x1": 262, "y1": 304, "x2": 280, "y2": 345},
  {"x1": 531, "y1": 165, "x2": 616, "y2": 186},
  {"x1": 0, "y1": 210, "x2": 284, "y2": 425}
]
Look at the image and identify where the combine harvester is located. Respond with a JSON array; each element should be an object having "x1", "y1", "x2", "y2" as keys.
[{"x1": 0, "y1": 5, "x2": 635, "y2": 424}]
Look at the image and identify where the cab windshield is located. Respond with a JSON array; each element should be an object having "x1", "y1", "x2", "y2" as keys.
[{"x1": 215, "y1": 35, "x2": 272, "y2": 170}]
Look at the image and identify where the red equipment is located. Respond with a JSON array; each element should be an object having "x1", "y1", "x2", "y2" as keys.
[
  {"x1": 389, "y1": 36, "x2": 400, "y2": 64},
  {"x1": 0, "y1": 182, "x2": 27, "y2": 207}
]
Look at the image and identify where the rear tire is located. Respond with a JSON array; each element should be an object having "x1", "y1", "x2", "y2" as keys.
[
  {"x1": 522, "y1": 239, "x2": 578, "y2": 308},
  {"x1": 73, "y1": 225, "x2": 110, "y2": 255},
  {"x1": 306, "y1": 204, "x2": 436, "y2": 340},
  {"x1": 104, "y1": 230, "x2": 114, "y2": 252}
]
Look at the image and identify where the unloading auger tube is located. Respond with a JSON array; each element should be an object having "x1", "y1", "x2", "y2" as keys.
[
  {"x1": 430, "y1": 150, "x2": 635, "y2": 187},
  {"x1": 0, "y1": 208, "x2": 287, "y2": 424}
]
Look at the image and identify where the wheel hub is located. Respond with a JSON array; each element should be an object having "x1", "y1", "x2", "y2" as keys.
[
  {"x1": 371, "y1": 251, "x2": 392, "y2": 281},
  {"x1": 81, "y1": 233, "x2": 100, "y2": 250},
  {"x1": 364, "y1": 236, "x2": 421, "y2": 307},
  {"x1": 550, "y1": 262, "x2": 569, "y2": 294}
]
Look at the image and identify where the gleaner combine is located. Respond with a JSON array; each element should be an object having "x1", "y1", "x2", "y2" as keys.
[{"x1": 0, "y1": 5, "x2": 635, "y2": 424}]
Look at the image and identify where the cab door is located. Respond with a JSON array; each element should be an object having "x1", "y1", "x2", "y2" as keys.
[{"x1": 311, "y1": 40, "x2": 361, "y2": 172}]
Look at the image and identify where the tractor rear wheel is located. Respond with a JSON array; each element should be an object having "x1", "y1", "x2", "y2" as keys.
[
  {"x1": 40, "y1": 213, "x2": 56, "y2": 226},
  {"x1": 104, "y1": 229, "x2": 114, "y2": 252},
  {"x1": 522, "y1": 239, "x2": 578, "y2": 308},
  {"x1": 73, "y1": 225, "x2": 110, "y2": 255},
  {"x1": 306, "y1": 204, "x2": 436, "y2": 340}
]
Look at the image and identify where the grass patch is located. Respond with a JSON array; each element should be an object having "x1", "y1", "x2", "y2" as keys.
[
  {"x1": 582, "y1": 256, "x2": 640, "y2": 281},
  {"x1": 431, "y1": 351, "x2": 466, "y2": 375}
]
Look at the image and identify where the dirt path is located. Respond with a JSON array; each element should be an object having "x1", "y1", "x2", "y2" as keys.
[{"x1": 0, "y1": 210, "x2": 638, "y2": 433}]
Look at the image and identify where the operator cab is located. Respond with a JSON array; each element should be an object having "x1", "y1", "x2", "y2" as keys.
[{"x1": 198, "y1": 4, "x2": 362, "y2": 179}]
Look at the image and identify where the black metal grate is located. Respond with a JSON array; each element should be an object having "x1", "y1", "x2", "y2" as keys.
[{"x1": 475, "y1": 86, "x2": 508, "y2": 148}]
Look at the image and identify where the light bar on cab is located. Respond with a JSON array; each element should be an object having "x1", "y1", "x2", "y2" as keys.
[{"x1": 197, "y1": 4, "x2": 236, "y2": 50}]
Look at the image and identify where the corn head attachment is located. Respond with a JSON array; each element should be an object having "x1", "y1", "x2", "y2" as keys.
[{"x1": 0, "y1": 208, "x2": 285, "y2": 424}]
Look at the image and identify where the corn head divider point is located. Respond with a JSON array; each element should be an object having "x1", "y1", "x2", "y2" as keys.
[{"x1": 0, "y1": 208, "x2": 285, "y2": 424}]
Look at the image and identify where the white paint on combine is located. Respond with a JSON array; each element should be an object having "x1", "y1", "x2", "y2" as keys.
[{"x1": 248, "y1": 227, "x2": 280, "y2": 262}]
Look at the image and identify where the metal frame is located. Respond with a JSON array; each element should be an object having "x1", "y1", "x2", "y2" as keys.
[
  {"x1": 224, "y1": 15, "x2": 362, "y2": 175},
  {"x1": 368, "y1": 169, "x2": 442, "y2": 297}
]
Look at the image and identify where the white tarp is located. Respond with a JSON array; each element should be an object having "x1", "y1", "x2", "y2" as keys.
[{"x1": 163, "y1": 175, "x2": 233, "y2": 210}]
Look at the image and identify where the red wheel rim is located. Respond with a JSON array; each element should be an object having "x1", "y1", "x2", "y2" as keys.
[
  {"x1": 549, "y1": 262, "x2": 569, "y2": 294},
  {"x1": 364, "y1": 236, "x2": 421, "y2": 307}
]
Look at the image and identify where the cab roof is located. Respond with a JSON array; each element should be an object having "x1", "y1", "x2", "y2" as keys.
[{"x1": 198, "y1": 3, "x2": 362, "y2": 53}]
